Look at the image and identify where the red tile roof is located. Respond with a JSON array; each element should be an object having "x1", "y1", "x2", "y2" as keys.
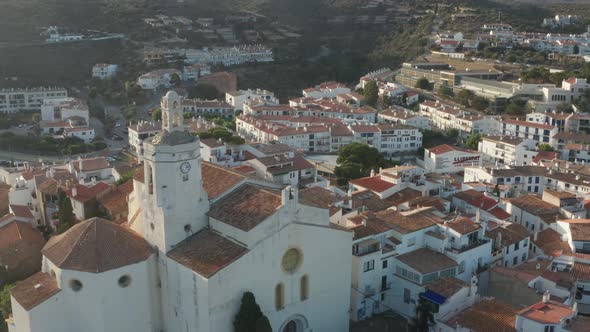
[
  {"x1": 446, "y1": 217, "x2": 481, "y2": 235},
  {"x1": 167, "y1": 229, "x2": 248, "y2": 278},
  {"x1": 427, "y1": 144, "x2": 478, "y2": 155},
  {"x1": 445, "y1": 299, "x2": 517, "y2": 332},
  {"x1": 299, "y1": 187, "x2": 336, "y2": 209},
  {"x1": 208, "y1": 184, "x2": 282, "y2": 231},
  {"x1": 202, "y1": 162, "x2": 245, "y2": 200},
  {"x1": 396, "y1": 248, "x2": 458, "y2": 274},
  {"x1": 532, "y1": 151, "x2": 559, "y2": 164},
  {"x1": 9, "y1": 204, "x2": 34, "y2": 219},
  {"x1": 0, "y1": 220, "x2": 44, "y2": 250},
  {"x1": 42, "y1": 217, "x2": 153, "y2": 273},
  {"x1": 350, "y1": 176, "x2": 395, "y2": 193},
  {"x1": 11, "y1": 272, "x2": 61, "y2": 311},
  {"x1": 488, "y1": 207, "x2": 511, "y2": 220},
  {"x1": 517, "y1": 301, "x2": 574, "y2": 324},
  {"x1": 454, "y1": 189, "x2": 498, "y2": 211},
  {"x1": 72, "y1": 157, "x2": 111, "y2": 172},
  {"x1": 231, "y1": 165, "x2": 257, "y2": 174},
  {"x1": 65, "y1": 182, "x2": 111, "y2": 203}
]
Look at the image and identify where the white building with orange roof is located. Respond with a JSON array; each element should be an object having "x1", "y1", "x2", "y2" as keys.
[
  {"x1": 225, "y1": 88, "x2": 277, "y2": 111},
  {"x1": 302, "y1": 82, "x2": 350, "y2": 99},
  {"x1": 425, "y1": 144, "x2": 482, "y2": 174},
  {"x1": 515, "y1": 294, "x2": 577, "y2": 332},
  {"x1": 378, "y1": 106, "x2": 431, "y2": 130}
]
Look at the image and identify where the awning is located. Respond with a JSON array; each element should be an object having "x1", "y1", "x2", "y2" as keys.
[{"x1": 421, "y1": 290, "x2": 446, "y2": 305}]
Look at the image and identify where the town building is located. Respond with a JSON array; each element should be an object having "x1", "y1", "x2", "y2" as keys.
[
  {"x1": 91, "y1": 63, "x2": 118, "y2": 80},
  {"x1": 501, "y1": 119, "x2": 559, "y2": 145},
  {"x1": 479, "y1": 136, "x2": 539, "y2": 166},
  {"x1": 302, "y1": 82, "x2": 351, "y2": 99},
  {"x1": 225, "y1": 89, "x2": 277, "y2": 111},
  {"x1": 137, "y1": 69, "x2": 182, "y2": 90},
  {"x1": 182, "y1": 63, "x2": 211, "y2": 81},
  {"x1": 0, "y1": 87, "x2": 67, "y2": 114},
  {"x1": 182, "y1": 99, "x2": 235, "y2": 119},
  {"x1": 378, "y1": 107, "x2": 431, "y2": 130},
  {"x1": 424, "y1": 145, "x2": 482, "y2": 174},
  {"x1": 39, "y1": 97, "x2": 94, "y2": 139}
]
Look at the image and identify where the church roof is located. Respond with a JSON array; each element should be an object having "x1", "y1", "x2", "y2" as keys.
[
  {"x1": 299, "y1": 186, "x2": 337, "y2": 209},
  {"x1": 11, "y1": 272, "x2": 61, "y2": 311},
  {"x1": 167, "y1": 229, "x2": 248, "y2": 278},
  {"x1": 208, "y1": 184, "x2": 283, "y2": 231},
  {"x1": 42, "y1": 217, "x2": 153, "y2": 273},
  {"x1": 201, "y1": 162, "x2": 246, "y2": 200}
]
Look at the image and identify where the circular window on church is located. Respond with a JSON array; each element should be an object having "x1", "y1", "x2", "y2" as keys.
[
  {"x1": 281, "y1": 248, "x2": 302, "y2": 274},
  {"x1": 118, "y1": 275, "x2": 132, "y2": 288},
  {"x1": 69, "y1": 279, "x2": 83, "y2": 292}
]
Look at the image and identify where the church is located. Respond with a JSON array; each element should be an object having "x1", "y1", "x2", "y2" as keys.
[{"x1": 7, "y1": 91, "x2": 353, "y2": 332}]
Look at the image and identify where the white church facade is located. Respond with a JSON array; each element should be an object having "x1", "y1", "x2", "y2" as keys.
[{"x1": 8, "y1": 91, "x2": 353, "y2": 332}]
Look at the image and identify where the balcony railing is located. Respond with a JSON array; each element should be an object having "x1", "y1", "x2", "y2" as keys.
[{"x1": 446, "y1": 239, "x2": 490, "y2": 254}]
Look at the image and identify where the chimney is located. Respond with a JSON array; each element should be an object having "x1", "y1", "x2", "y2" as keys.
[
  {"x1": 534, "y1": 231, "x2": 539, "y2": 242},
  {"x1": 370, "y1": 169, "x2": 375, "y2": 177},
  {"x1": 542, "y1": 290, "x2": 550, "y2": 303},
  {"x1": 72, "y1": 186, "x2": 77, "y2": 197}
]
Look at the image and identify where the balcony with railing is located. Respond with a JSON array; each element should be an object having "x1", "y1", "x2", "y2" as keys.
[
  {"x1": 353, "y1": 239, "x2": 381, "y2": 257},
  {"x1": 446, "y1": 238, "x2": 490, "y2": 254}
]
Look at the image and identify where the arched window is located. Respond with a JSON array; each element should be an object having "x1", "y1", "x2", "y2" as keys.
[
  {"x1": 146, "y1": 164, "x2": 154, "y2": 195},
  {"x1": 275, "y1": 283, "x2": 284, "y2": 310},
  {"x1": 162, "y1": 111, "x2": 168, "y2": 127},
  {"x1": 173, "y1": 112, "x2": 180, "y2": 128},
  {"x1": 300, "y1": 275, "x2": 309, "y2": 301}
]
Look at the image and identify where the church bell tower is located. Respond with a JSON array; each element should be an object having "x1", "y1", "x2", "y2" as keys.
[{"x1": 139, "y1": 91, "x2": 209, "y2": 252}]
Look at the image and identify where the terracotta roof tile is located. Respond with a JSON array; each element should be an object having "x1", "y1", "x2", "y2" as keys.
[
  {"x1": 446, "y1": 217, "x2": 481, "y2": 235},
  {"x1": 350, "y1": 190, "x2": 392, "y2": 212},
  {"x1": 72, "y1": 157, "x2": 111, "y2": 172},
  {"x1": 299, "y1": 187, "x2": 336, "y2": 209},
  {"x1": 508, "y1": 195, "x2": 559, "y2": 219},
  {"x1": 427, "y1": 144, "x2": 478, "y2": 155},
  {"x1": 517, "y1": 301, "x2": 574, "y2": 324},
  {"x1": 0, "y1": 221, "x2": 44, "y2": 250},
  {"x1": 486, "y1": 223, "x2": 529, "y2": 248},
  {"x1": 9, "y1": 204, "x2": 34, "y2": 219},
  {"x1": 396, "y1": 247, "x2": 457, "y2": 274},
  {"x1": 426, "y1": 277, "x2": 468, "y2": 298},
  {"x1": 383, "y1": 188, "x2": 422, "y2": 206},
  {"x1": 202, "y1": 162, "x2": 245, "y2": 200},
  {"x1": 231, "y1": 165, "x2": 257, "y2": 174},
  {"x1": 445, "y1": 299, "x2": 517, "y2": 332},
  {"x1": 42, "y1": 217, "x2": 153, "y2": 273},
  {"x1": 167, "y1": 229, "x2": 248, "y2": 278},
  {"x1": 208, "y1": 184, "x2": 282, "y2": 231},
  {"x1": 454, "y1": 190, "x2": 498, "y2": 211},
  {"x1": 350, "y1": 176, "x2": 395, "y2": 193},
  {"x1": 532, "y1": 228, "x2": 572, "y2": 257},
  {"x1": 11, "y1": 272, "x2": 61, "y2": 311},
  {"x1": 98, "y1": 181, "x2": 133, "y2": 221},
  {"x1": 65, "y1": 182, "x2": 111, "y2": 203}
]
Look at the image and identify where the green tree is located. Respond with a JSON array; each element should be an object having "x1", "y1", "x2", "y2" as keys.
[
  {"x1": 363, "y1": 80, "x2": 379, "y2": 107},
  {"x1": 456, "y1": 90, "x2": 473, "y2": 107},
  {"x1": 234, "y1": 292, "x2": 271, "y2": 332},
  {"x1": 538, "y1": 143, "x2": 554, "y2": 152},
  {"x1": 447, "y1": 128, "x2": 459, "y2": 138},
  {"x1": 471, "y1": 96, "x2": 489, "y2": 111},
  {"x1": 32, "y1": 113, "x2": 41, "y2": 123},
  {"x1": 493, "y1": 184, "x2": 501, "y2": 197},
  {"x1": 438, "y1": 85, "x2": 454, "y2": 97},
  {"x1": 505, "y1": 99, "x2": 528, "y2": 116},
  {"x1": 0, "y1": 283, "x2": 14, "y2": 332},
  {"x1": 409, "y1": 298, "x2": 435, "y2": 332},
  {"x1": 573, "y1": 44, "x2": 580, "y2": 55},
  {"x1": 466, "y1": 132, "x2": 482, "y2": 150},
  {"x1": 334, "y1": 143, "x2": 388, "y2": 184},
  {"x1": 152, "y1": 108, "x2": 162, "y2": 122},
  {"x1": 170, "y1": 73, "x2": 181, "y2": 87},
  {"x1": 415, "y1": 78, "x2": 431, "y2": 90},
  {"x1": 57, "y1": 191, "x2": 75, "y2": 234},
  {"x1": 334, "y1": 162, "x2": 364, "y2": 186}
]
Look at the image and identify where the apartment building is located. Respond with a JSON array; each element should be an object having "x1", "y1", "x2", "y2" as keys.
[
  {"x1": 378, "y1": 107, "x2": 431, "y2": 130},
  {"x1": 225, "y1": 89, "x2": 277, "y2": 111},
  {"x1": 302, "y1": 82, "x2": 351, "y2": 99},
  {"x1": 479, "y1": 136, "x2": 539, "y2": 166},
  {"x1": 501, "y1": 119, "x2": 558, "y2": 145},
  {"x1": 0, "y1": 87, "x2": 67, "y2": 113},
  {"x1": 420, "y1": 100, "x2": 500, "y2": 136},
  {"x1": 137, "y1": 68, "x2": 182, "y2": 90},
  {"x1": 425, "y1": 144, "x2": 482, "y2": 173}
]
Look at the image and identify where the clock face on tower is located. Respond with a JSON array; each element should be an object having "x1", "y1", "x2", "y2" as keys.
[{"x1": 180, "y1": 161, "x2": 191, "y2": 174}]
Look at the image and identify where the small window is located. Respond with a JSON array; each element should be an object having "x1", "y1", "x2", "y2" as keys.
[
  {"x1": 118, "y1": 275, "x2": 131, "y2": 288},
  {"x1": 275, "y1": 283, "x2": 285, "y2": 310},
  {"x1": 382, "y1": 260, "x2": 388, "y2": 269},
  {"x1": 300, "y1": 275, "x2": 309, "y2": 301},
  {"x1": 363, "y1": 260, "x2": 375, "y2": 272},
  {"x1": 403, "y1": 288, "x2": 410, "y2": 304},
  {"x1": 69, "y1": 279, "x2": 83, "y2": 292}
]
